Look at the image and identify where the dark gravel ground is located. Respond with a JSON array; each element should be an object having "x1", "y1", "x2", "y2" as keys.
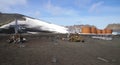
[{"x1": 0, "y1": 34, "x2": 120, "y2": 65}]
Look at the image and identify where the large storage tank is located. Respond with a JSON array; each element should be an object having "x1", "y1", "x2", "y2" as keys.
[
  {"x1": 97, "y1": 29, "x2": 102, "y2": 34},
  {"x1": 91, "y1": 27, "x2": 97, "y2": 34},
  {"x1": 81, "y1": 26, "x2": 91, "y2": 34},
  {"x1": 102, "y1": 29, "x2": 106, "y2": 34},
  {"x1": 106, "y1": 29, "x2": 112, "y2": 34}
]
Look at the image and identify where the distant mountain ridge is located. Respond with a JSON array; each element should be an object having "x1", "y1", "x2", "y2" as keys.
[{"x1": 106, "y1": 24, "x2": 120, "y2": 32}]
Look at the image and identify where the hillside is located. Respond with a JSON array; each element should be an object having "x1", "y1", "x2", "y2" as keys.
[
  {"x1": 0, "y1": 13, "x2": 25, "y2": 26},
  {"x1": 0, "y1": 13, "x2": 68, "y2": 34},
  {"x1": 106, "y1": 24, "x2": 120, "y2": 32}
]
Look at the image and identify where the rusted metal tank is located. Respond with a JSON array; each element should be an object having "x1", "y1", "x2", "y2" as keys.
[
  {"x1": 106, "y1": 29, "x2": 112, "y2": 34},
  {"x1": 97, "y1": 29, "x2": 102, "y2": 34},
  {"x1": 81, "y1": 26, "x2": 91, "y2": 34},
  {"x1": 91, "y1": 27, "x2": 97, "y2": 34},
  {"x1": 102, "y1": 29, "x2": 106, "y2": 34}
]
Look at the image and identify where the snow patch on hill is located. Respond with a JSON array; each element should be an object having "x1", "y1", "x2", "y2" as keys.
[{"x1": 0, "y1": 17, "x2": 68, "y2": 33}]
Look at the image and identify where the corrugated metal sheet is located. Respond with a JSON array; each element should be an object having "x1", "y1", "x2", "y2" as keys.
[
  {"x1": 81, "y1": 26, "x2": 91, "y2": 34},
  {"x1": 97, "y1": 29, "x2": 102, "y2": 34},
  {"x1": 106, "y1": 29, "x2": 112, "y2": 34},
  {"x1": 91, "y1": 27, "x2": 97, "y2": 34},
  {"x1": 102, "y1": 29, "x2": 106, "y2": 34}
]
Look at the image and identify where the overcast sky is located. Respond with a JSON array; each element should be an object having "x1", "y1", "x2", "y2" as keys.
[{"x1": 0, "y1": 0, "x2": 120, "y2": 29}]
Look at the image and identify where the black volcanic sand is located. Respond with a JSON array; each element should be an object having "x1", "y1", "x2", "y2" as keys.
[{"x1": 0, "y1": 34, "x2": 120, "y2": 65}]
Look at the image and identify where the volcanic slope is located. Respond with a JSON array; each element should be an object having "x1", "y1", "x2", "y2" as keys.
[{"x1": 0, "y1": 13, "x2": 68, "y2": 33}]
